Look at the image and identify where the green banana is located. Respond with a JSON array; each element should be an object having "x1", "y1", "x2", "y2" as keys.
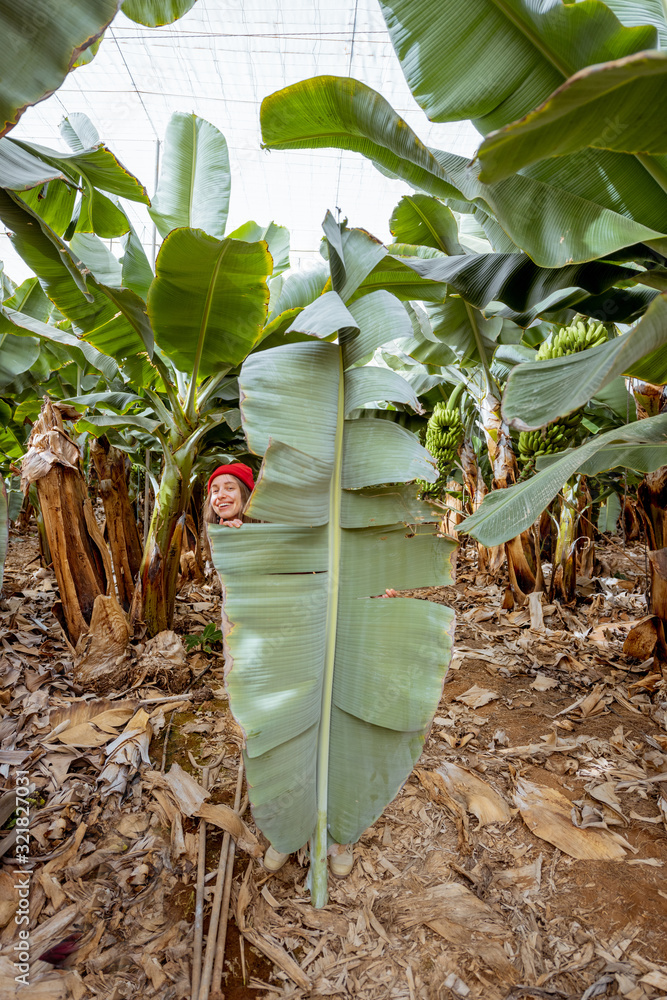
[
  {"x1": 518, "y1": 318, "x2": 608, "y2": 472},
  {"x1": 420, "y1": 401, "x2": 464, "y2": 497}
]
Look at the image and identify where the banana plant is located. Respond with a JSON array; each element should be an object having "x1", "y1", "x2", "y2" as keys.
[{"x1": 208, "y1": 215, "x2": 456, "y2": 907}]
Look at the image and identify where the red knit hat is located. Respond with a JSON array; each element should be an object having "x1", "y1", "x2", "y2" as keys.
[{"x1": 207, "y1": 463, "x2": 255, "y2": 494}]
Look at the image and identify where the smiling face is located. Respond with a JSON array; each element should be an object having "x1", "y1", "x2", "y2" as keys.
[{"x1": 209, "y1": 474, "x2": 244, "y2": 521}]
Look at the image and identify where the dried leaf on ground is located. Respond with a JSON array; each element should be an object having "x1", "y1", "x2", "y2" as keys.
[
  {"x1": 513, "y1": 777, "x2": 626, "y2": 859},
  {"x1": 418, "y1": 763, "x2": 512, "y2": 827}
]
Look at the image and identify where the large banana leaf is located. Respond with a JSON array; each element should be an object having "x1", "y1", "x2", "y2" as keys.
[
  {"x1": 261, "y1": 77, "x2": 667, "y2": 267},
  {"x1": 503, "y1": 293, "x2": 667, "y2": 429},
  {"x1": 395, "y1": 251, "x2": 639, "y2": 324},
  {"x1": 0, "y1": 138, "x2": 71, "y2": 190},
  {"x1": 0, "y1": 190, "x2": 148, "y2": 366},
  {"x1": 9, "y1": 136, "x2": 149, "y2": 203},
  {"x1": 0, "y1": 0, "x2": 119, "y2": 138},
  {"x1": 0, "y1": 333, "x2": 41, "y2": 386},
  {"x1": 0, "y1": 306, "x2": 118, "y2": 380},
  {"x1": 121, "y1": 0, "x2": 197, "y2": 25},
  {"x1": 477, "y1": 51, "x2": 667, "y2": 183},
  {"x1": 460, "y1": 413, "x2": 667, "y2": 546},
  {"x1": 147, "y1": 228, "x2": 272, "y2": 376},
  {"x1": 149, "y1": 113, "x2": 230, "y2": 239},
  {"x1": 389, "y1": 195, "x2": 463, "y2": 255},
  {"x1": 379, "y1": 0, "x2": 656, "y2": 129},
  {"x1": 228, "y1": 221, "x2": 290, "y2": 275},
  {"x1": 208, "y1": 221, "x2": 455, "y2": 907},
  {"x1": 604, "y1": 0, "x2": 667, "y2": 48}
]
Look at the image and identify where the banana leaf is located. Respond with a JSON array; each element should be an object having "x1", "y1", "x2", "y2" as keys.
[
  {"x1": 378, "y1": 0, "x2": 656, "y2": 130},
  {"x1": 70, "y1": 233, "x2": 122, "y2": 287},
  {"x1": 460, "y1": 413, "x2": 667, "y2": 546},
  {"x1": 228, "y1": 221, "x2": 290, "y2": 275},
  {"x1": 0, "y1": 189, "x2": 145, "y2": 361},
  {"x1": 149, "y1": 112, "x2": 230, "y2": 239},
  {"x1": 3, "y1": 278, "x2": 56, "y2": 324},
  {"x1": 0, "y1": 0, "x2": 118, "y2": 139},
  {"x1": 261, "y1": 76, "x2": 667, "y2": 267},
  {"x1": 60, "y1": 113, "x2": 100, "y2": 152},
  {"x1": 267, "y1": 263, "x2": 329, "y2": 322},
  {"x1": 604, "y1": 0, "x2": 667, "y2": 47},
  {"x1": 503, "y1": 293, "x2": 667, "y2": 429},
  {"x1": 147, "y1": 228, "x2": 272, "y2": 376},
  {"x1": 120, "y1": 222, "x2": 154, "y2": 300},
  {"x1": 209, "y1": 219, "x2": 456, "y2": 907},
  {"x1": 0, "y1": 333, "x2": 41, "y2": 387},
  {"x1": 0, "y1": 306, "x2": 118, "y2": 381},
  {"x1": 0, "y1": 138, "x2": 71, "y2": 190},
  {"x1": 477, "y1": 51, "x2": 667, "y2": 182},
  {"x1": 389, "y1": 195, "x2": 463, "y2": 255},
  {"x1": 395, "y1": 251, "x2": 639, "y2": 322},
  {"x1": 121, "y1": 0, "x2": 197, "y2": 26},
  {"x1": 10, "y1": 136, "x2": 149, "y2": 203}
]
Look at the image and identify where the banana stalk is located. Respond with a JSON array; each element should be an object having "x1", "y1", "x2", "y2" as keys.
[
  {"x1": 478, "y1": 388, "x2": 538, "y2": 592},
  {"x1": 550, "y1": 479, "x2": 580, "y2": 604},
  {"x1": 627, "y1": 380, "x2": 667, "y2": 662},
  {"x1": 459, "y1": 439, "x2": 501, "y2": 575}
]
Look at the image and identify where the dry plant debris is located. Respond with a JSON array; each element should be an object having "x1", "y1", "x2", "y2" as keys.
[{"x1": 1, "y1": 526, "x2": 667, "y2": 999}]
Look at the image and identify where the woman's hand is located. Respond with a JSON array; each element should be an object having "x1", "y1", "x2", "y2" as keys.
[
  {"x1": 380, "y1": 588, "x2": 399, "y2": 598},
  {"x1": 220, "y1": 518, "x2": 244, "y2": 528}
]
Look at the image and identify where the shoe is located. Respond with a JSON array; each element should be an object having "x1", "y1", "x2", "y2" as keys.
[
  {"x1": 263, "y1": 846, "x2": 290, "y2": 872},
  {"x1": 329, "y1": 846, "x2": 353, "y2": 878}
]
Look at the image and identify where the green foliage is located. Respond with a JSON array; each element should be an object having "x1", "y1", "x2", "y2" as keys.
[{"x1": 183, "y1": 622, "x2": 223, "y2": 652}]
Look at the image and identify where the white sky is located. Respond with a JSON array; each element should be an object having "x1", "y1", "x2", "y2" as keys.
[{"x1": 1, "y1": 0, "x2": 480, "y2": 284}]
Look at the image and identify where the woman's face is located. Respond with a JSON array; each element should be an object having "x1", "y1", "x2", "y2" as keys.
[{"x1": 209, "y1": 474, "x2": 244, "y2": 521}]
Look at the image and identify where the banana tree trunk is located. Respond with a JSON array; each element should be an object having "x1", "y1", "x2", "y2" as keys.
[
  {"x1": 442, "y1": 478, "x2": 463, "y2": 536},
  {"x1": 480, "y1": 390, "x2": 536, "y2": 591},
  {"x1": 459, "y1": 439, "x2": 500, "y2": 575},
  {"x1": 626, "y1": 382, "x2": 667, "y2": 663},
  {"x1": 550, "y1": 479, "x2": 580, "y2": 605},
  {"x1": 637, "y1": 466, "x2": 667, "y2": 663},
  {"x1": 20, "y1": 400, "x2": 110, "y2": 644},
  {"x1": 91, "y1": 436, "x2": 143, "y2": 612},
  {"x1": 576, "y1": 479, "x2": 595, "y2": 579},
  {"x1": 28, "y1": 486, "x2": 52, "y2": 568},
  {"x1": 130, "y1": 453, "x2": 194, "y2": 637}
]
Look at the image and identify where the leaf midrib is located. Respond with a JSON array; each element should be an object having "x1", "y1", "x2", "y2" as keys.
[
  {"x1": 188, "y1": 114, "x2": 197, "y2": 227},
  {"x1": 489, "y1": 0, "x2": 573, "y2": 80},
  {"x1": 191, "y1": 238, "x2": 230, "y2": 390}
]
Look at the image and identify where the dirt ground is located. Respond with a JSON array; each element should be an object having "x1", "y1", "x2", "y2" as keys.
[{"x1": 1, "y1": 525, "x2": 667, "y2": 1000}]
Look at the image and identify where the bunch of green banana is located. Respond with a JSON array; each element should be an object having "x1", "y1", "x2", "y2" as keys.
[
  {"x1": 535, "y1": 319, "x2": 607, "y2": 362},
  {"x1": 420, "y1": 402, "x2": 464, "y2": 496},
  {"x1": 518, "y1": 319, "x2": 608, "y2": 471}
]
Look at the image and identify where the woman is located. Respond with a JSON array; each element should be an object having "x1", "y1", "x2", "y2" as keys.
[
  {"x1": 204, "y1": 463, "x2": 255, "y2": 527},
  {"x1": 204, "y1": 461, "x2": 355, "y2": 878}
]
